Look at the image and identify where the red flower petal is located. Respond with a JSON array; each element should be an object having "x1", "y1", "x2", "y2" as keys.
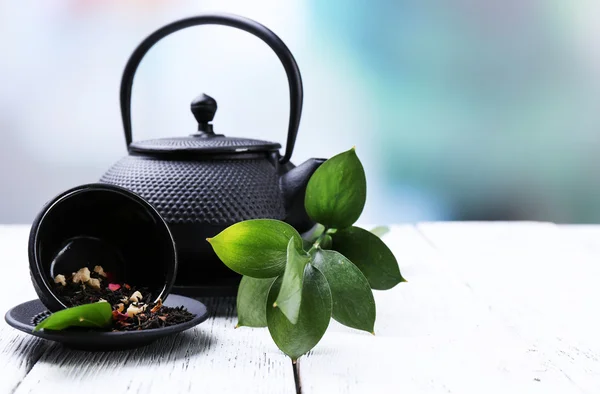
[
  {"x1": 108, "y1": 283, "x2": 121, "y2": 291},
  {"x1": 112, "y1": 310, "x2": 129, "y2": 321}
]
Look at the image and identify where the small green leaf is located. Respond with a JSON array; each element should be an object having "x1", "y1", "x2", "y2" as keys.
[
  {"x1": 370, "y1": 225, "x2": 390, "y2": 238},
  {"x1": 305, "y1": 148, "x2": 366, "y2": 229},
  {"x1": 34, "y1": 302, "x2": 112, "y2": 332},
  {"x1": 208, "y1": 219, "x2": 302, "y2": 278},
  {"x1": 267, "y1": 265, "x2": 332, "y2": 360},
  {"x1": 236, "y1": 276, "x2": 277, "y2": 328},
  {"x1": 312, "y1": 249, "x2": 375, "y2": 333},
  {"x1": 274, "y1": 238, "x2": 310, "y2": 324},
  {"x1": 301, "y1": 223, "x2": 326, "y2": 249},
  {"x1": 320, "y1": 234, "x2": 333, "y2": 250},
  {"x1": 333, "y1": 226, "x2": 405, "y2": 290}
]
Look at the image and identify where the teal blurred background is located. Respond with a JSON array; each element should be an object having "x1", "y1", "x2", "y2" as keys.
[{"x1": 1, "y1": 0, "x2": 600, "y2": 224}]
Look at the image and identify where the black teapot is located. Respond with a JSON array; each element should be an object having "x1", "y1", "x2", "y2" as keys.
[{"x1": 100, "y1": 14, "x2": 324, "y2": 295}]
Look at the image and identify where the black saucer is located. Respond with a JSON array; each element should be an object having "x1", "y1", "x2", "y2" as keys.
[{"x1": 4, "y1": 294, "x2": 209, "y2": 351}]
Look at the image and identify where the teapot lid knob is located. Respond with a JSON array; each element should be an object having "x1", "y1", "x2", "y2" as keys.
[{"x1": 191, "y1": 93, "x2": 217, "y2": 133}]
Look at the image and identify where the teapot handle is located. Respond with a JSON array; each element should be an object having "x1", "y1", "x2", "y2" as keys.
[{"x1": 120, "y1": 13, "x2": 303, "y2": 164}]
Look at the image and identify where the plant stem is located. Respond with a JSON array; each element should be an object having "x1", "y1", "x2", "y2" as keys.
[{"x1": 308, "y1": 230, "x2": 329, "y2": 254}]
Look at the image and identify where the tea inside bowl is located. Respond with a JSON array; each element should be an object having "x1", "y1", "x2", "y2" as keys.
[
  {"x1": 49, "y1": 236, "x2": 126, "y2": 281},
  {"x1": 29, "y1": 183, "x2": 177, "y2": 312}
]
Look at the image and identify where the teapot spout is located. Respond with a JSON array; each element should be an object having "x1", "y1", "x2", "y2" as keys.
[{"x1": 280, "y1": 158, "x2": 326, "y2": 232}]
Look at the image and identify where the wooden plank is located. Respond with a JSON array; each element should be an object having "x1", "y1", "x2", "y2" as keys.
[
  {"x1": 0, "y1": 225, "x2": 296, "y2": 394},
  {"x1": 297, "y1": 224, "x2": 586, "y2": 394},
  {"x1": 14, "y1": 297, "x2": 296, "y2": 394},
  {"x1": 0, "y1": 225, "x2": 54, "y2": 394},
  {"x1": 417, "y1": 222, "x2": 600, "y2": 393}
]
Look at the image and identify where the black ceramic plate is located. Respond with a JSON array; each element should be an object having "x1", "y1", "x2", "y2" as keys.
[{"x1": 4, "y1": 294, "x2": 209, "y2": 351}]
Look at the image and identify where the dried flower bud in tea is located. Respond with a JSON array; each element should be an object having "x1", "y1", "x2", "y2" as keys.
[
  {"x1": 88, "y1": 278, "x2": 101, "y2": 290},
  {"x1": 54, "y1": 274, "x2": 66, "y2": 286},
  {"x1": 72, "y1": 267, "x2": 91, "y2": 283},
  {"x1": 129, "y1": 291, "x2": 143, "y2": 303},
  {"x1": 93, "y1": 265, "x2": 107, "y2": 277},
  {"x1": 126, "y1": 303, "x2": 146, "y2": 317}
]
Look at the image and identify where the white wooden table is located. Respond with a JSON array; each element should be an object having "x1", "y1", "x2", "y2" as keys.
[{"x1": 1, "y1": 223, "x2": 599, "y2": 393}]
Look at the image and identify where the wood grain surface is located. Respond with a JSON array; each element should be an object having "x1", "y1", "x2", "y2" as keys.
[
  {"x1": 0, "y1": 223, "x2": 598, "y2": 393},
  {"x1": 297, "y1": 223, "x2": 600, "y2": 393}
]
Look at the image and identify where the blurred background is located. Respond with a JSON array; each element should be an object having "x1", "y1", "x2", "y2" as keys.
[{"x1": 1, "y1": 0, "x2": 600, "y2": 224}]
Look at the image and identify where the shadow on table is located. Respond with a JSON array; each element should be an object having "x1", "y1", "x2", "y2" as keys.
[{"x1": 37, "y1": 328, "x2": 214, "y2": 367}]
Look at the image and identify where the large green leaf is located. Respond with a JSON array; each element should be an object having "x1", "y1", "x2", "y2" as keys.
[
  {"x1": 208, "y1": 219, "x2": 302, "y2": 278},
  {"x1": 312, "y1": 249, "x2": 375, "y2": 333},
  {"x1": 267, "y1": 265, "x2": 332, "y2": 360},
  {"x1": 304, "y1": 148, "x2": 366, "y2": 229},
  {"x1": 236, "y1": 276, "x2": 277, "y2": 328},
  {"x1": 34, "y1": 302, "x2": 113, "y2": 332},
  {"x1": 333, "y1": 226, "x2": 405, "y2": 290},
  {"x1": 274, "y1": 238, "x2": 310, "y2": 324}
]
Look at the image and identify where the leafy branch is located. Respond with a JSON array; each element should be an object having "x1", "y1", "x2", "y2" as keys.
[{"x1": 207, "y1": 148, "x2": 406, "y2": 360}]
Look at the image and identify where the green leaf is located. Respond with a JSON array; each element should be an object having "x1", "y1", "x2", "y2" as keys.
[
  {"x1": 274, "y1": 238, "x2": 310, "y2": 324},
  {"x1": 320, "y1": 234, "x2": 333, "y2": 250},
  {"x1": 34, "y1": 302, "x2": 112, "y2": 332},
  {"x1": 370, "y1": 225, "x2": 390, "y2": 238},
  {"x1": 301, "y1": 223, "x2": 325, "y2": 250},
  {"x1": 312, "y1": 249, "x2": 375, "y2": 333},
  {"x1": 236, "y1": 276, "x2": 277, "y2": 328},
  {"x1": 305, "y1": 148, "x2": 366, "y2": 229},
  {"x1": 333, "y1": 226, "x2": 405, "y2": 290},
  {"x1": 267, "y1": 265, "x2": 332, "y2": 360},
  {"x1": 208, "y1": 219, "x2": 302, "y2": 278}
]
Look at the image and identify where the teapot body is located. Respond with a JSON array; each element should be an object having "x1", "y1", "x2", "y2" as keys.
[
  {"x1": 101, "y1": 152, "x2": 295, "y2": 293},
  {"x1": 102, "y1": 153, "x2": 286, "y2": 225}
]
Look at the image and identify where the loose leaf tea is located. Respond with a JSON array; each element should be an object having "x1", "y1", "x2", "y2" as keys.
[
  {"x1": 34, "y1": 302, "x2": 112, "y2": 331},
  {"x1": 112, "y1": 304, "x2": 194, "y2": 332},
  {"x1": 47, "y1": 265, "x2": 194, "y2": 332},
  {"x1": 208, "y1": 147, "x2": 405, "y2": 360},
  {"x1": 54, "y1": 268, "x2": 152, "y2": 308}
]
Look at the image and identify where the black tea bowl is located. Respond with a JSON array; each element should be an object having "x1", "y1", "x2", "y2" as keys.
[{"x1": 29, "y1": 183, "x2": 177, "y2": 312}]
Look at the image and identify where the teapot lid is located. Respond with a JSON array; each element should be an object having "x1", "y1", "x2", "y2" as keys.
[{"x1": 129, "y1": 94, "x2": 281, "y2": 155}]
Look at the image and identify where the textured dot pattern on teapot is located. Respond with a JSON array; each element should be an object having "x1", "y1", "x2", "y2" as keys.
[{"x1": 101, "y1": 156, "x2": 286, "y2": 225}]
